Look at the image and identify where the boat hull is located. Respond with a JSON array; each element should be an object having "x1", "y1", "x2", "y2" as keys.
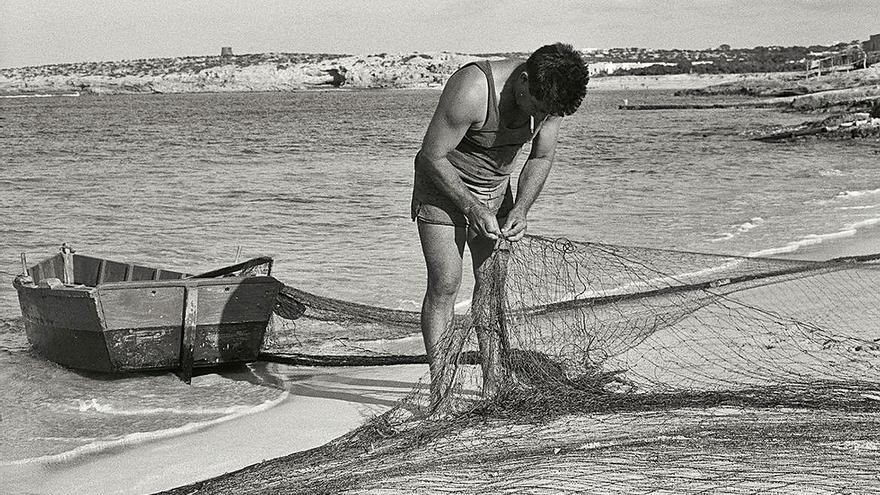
[{"x1": 15, "y1": 255, "x2": 282, "y2": 373}]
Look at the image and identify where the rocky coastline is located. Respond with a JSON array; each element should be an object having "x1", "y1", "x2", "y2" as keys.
[
  {"x1": 0, "y1": 50, "x2": 849, "y2": 97},
  {"x1": 0, "y1": 52, "x2": 492, "y2": 96},
  {"x1": 4, "y1": 51, "x2": 878, "y2": 137},
  {"x1": 674, "y1": 65, "x2": 880, "y2": 110}
]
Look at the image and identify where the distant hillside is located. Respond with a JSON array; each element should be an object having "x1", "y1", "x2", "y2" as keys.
[
  {"x1": 0, "y1": 52, "x2": 489, "y2": 95},
  {"x1": 1, "y1": 41, "x2": 876, "y2": 96}
]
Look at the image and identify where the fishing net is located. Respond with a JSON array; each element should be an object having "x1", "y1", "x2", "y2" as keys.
[{"x1": 171, "y1": 234, "x2": 880, "y2": 494}]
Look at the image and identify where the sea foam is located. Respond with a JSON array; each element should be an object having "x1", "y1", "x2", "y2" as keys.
[
  {"x1": 839, "y1": 204, "x2": 880, "y2": 210},
  {"x1": 73, "y1": 397, "x2": 264, "y2": 416},
  {"x1": 749, "y1": 216, "x2": 880, "y2": 258},
  {"x1": 836, "y1": 188, "x2": 880, "y2": 199},
  {"x1": 710, "y1": 217, "x2": 765, "y2": 243},
  {"x1": 1, "y1": 391, "x2": 288, "y2": 467}
]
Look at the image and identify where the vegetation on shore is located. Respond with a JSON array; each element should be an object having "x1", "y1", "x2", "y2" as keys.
[{"x1": 606, "y1": 42, "x2": 879, "y2": 76}]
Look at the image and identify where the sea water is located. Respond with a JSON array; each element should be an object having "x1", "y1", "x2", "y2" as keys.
[{"x1": 1, "y1": 88, "x2": 879, "y2": 464}]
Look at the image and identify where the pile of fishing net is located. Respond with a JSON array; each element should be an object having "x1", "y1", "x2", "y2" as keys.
[{"x1": 166, "y1": 234, "x2": 880, "y2": 494}]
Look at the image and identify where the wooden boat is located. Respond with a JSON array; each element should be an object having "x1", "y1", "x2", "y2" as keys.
[{"x1": 13, "y1": 246, "x2": 282, "y2": 381}]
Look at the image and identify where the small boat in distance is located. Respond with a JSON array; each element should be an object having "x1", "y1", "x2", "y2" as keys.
[{"x1": 13, "y1": 245, "x2": 282, "y2": 382}]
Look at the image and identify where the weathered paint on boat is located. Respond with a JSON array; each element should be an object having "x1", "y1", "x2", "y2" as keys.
[{"x1": 13, "y1": 252, "x2": 282, "y2": 374}]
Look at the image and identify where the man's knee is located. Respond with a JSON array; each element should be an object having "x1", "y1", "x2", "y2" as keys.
[{"x1": 426, "y1": 273, "x2": 461, "y2": 299}]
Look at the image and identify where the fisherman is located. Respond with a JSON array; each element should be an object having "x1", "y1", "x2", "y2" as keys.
[{"x1": 411, "y1": 43, "x2": 590, "y2": 406}]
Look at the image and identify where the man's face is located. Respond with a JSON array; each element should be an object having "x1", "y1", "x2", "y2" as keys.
[
  {"x1": 525, "y1": 93, "x2": 552, "y2": 120},
  {"x1": 520, "y1": 76, "x2": 553, "y2": 119}
]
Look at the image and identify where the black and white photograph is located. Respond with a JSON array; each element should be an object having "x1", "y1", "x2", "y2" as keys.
[{"x1": 2, "y1": 1, "x2": 880, "y2": 493}]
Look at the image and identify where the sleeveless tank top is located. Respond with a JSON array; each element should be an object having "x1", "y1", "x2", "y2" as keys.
[{"x1": 446, "y1": 60, "x2": 535, "y2": 189}]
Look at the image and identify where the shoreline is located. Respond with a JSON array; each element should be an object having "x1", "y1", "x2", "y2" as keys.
[
  {"x1": 762, "y1": 220, "x2": 880, "y2": 262},
  {"x1": 0, "y1": 391, "x2": 290, "y2": 468},
  {"x1": 0, "y1": 71, "x2": 805, "y2": 97},
  {"x1": 2, "y1": 69, "x2": 871, "y2": 101},
  {"x1": 1, "y1": 364, "x2": 427, "y2": 495}
]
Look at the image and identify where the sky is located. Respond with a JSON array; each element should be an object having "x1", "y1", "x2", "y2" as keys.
[{"x1": 1, "y1": 0, "x2": 878, "y2": 68}]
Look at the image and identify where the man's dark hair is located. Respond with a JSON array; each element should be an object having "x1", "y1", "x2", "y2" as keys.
[{"x1": 526, "y1": 43, "x2": 589, "y2": 116}]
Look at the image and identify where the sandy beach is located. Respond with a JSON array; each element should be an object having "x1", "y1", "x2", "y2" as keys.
[
  {"x1": 146, "y1": 233, "x2": 880, "y2": 494},
  {"x1": 1, "y1": 363, "x2": 430, "y2": 495}
]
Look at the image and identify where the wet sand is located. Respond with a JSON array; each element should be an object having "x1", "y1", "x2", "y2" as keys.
[{"x1": 2, "y1": 364, "x2": 429, "y2": 495}]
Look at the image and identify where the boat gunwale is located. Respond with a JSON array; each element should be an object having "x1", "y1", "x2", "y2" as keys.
[
  {"x1": 13, "y1": 253, "x2": 278, "y2": 292},
  {"x1": 13, "y1": 275, "x2": 279, "y2": 295}
]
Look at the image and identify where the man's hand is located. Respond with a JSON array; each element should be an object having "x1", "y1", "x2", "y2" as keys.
[
  {"x1": 500, "y1": 209, "x2": 528, "y2": 242},
  {"x1": 466, "y1": 204, "x2": 502, "y2": 240}
]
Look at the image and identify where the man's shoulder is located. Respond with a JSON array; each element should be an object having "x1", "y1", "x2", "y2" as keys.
[
  {"x1": 440, "y1": 64, "x2": 489, "y2": 118},
  {"x1": 485, "y1": 58, "x2": 524, "y2": 79},
  {"x1": 448, "y1": 63, "x2": 488, "y2": 94}
]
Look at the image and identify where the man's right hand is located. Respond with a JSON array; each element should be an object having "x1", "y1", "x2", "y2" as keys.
[{"x1": 465, "y1": 203, "x2": 502, "y2": 240}]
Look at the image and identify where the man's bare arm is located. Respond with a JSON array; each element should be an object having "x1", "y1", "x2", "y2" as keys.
[
  {"x1": 501, "y1": 116, "x2": 561, "y2": 241},
  {"x1": 416, "y1": 66, "x2": 503, "y2": 239}
]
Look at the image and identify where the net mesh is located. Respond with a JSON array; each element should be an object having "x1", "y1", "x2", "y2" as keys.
[{"x1": 183, "y1": 234, "x2": 880, "y2": 494}]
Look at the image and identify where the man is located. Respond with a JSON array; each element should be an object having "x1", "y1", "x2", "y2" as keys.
[{"x1": 411, "y1": 43, "x2": 589, "y2": 404}]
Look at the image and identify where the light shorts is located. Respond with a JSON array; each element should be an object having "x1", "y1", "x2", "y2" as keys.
[{"x1": 411, "y1": 175, "x2": 514, "y2": 228}]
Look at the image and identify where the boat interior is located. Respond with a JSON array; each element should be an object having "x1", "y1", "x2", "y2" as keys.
[{"x1": 26, "y1": 253, "x2": 187, "y2": 287}]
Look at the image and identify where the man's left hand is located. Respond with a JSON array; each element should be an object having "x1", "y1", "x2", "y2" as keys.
[{"x1": 500, "y1": 210, "x2": 528, "y2": 242}]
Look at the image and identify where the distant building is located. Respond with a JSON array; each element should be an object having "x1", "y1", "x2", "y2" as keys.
[
  {"x1": 221, "y1": 47, "x2": 234, "y2": 57},
  {"x1": 806, "y1": 43, "x2": 867, "y2": 77},
  {"x1": 864, "y1": 34, "x2": 880, "y2": 53}
]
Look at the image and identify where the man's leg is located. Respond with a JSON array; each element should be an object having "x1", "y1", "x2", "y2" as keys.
[
  {"x1": 418, "y1": 220, "x2": 467, "y2": 405},
  {"x1": 468, "y1": 233, "x2": 506, "y2": 397}
]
